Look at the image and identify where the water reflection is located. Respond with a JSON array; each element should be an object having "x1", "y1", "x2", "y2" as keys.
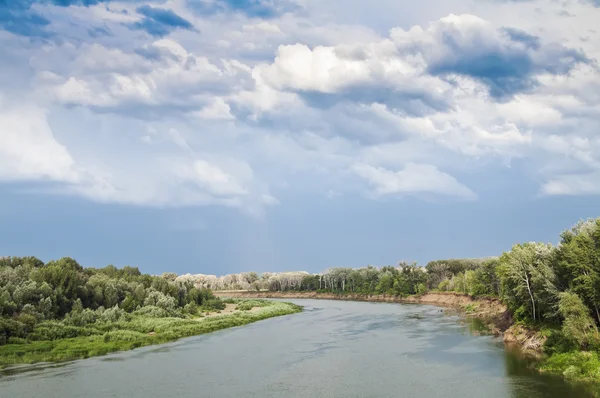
[
  {"x1": 503, "y1": 346, "x2": 593, "y2": 398},
  {"x1": 0, "y1": 299, "x2": 593, "y2": 398}
]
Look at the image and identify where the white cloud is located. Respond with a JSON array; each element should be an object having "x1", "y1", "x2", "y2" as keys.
[
  {"x1": 0, "y1": 99, "x2": 274, "y2": 213},
  {"x1": 242, "y1": 22, "x2": 283, "y2": 35},
  {"x1": 192, "y1": 98, "x2": 235, "y2": 120},
  {"x1": 190, "y1": 159, "x2": 249, "y2": 197},
  {"x1": 352, "y1": 162, "x2": 477, "y2": 200},
  {"x1": 2, "y1": 0, "x2": 600, "y2": 216},
  {"x1": 48, "y1": 39, "x2": 226, "y2": 110},
  {"x1": 260, "y1": 43, "x2": 378, "y2": 92},
  {"x1": 59, "y1": 155, "x2": 274, "y2": 212},
  {"x1": 542, "y1": 172, "x2": 600, "y2": 196},
  {"x1": 0, "y1": 102, "x2": 80, "y2": 183},
  {"x1": 167, "y1": 128, "x2": 193, "y2": 152}
]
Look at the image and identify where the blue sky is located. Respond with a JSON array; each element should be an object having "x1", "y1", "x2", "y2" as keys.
[{"x1": 1, "y1": 0, "x2": 599, "y2": 275}]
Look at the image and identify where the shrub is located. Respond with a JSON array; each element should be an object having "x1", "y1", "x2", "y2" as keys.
[
  {"x1": 7, "y1": 337, "x2": 28, "y2": 344},
  {"x1": 236, "y1": 300, "x2": 270, "y2": 311},
  {"x1": 200, "y1": 299, "x2": 225, "y2": 311},
  {"x1": 183, "y1": 303, "x2": 198, "y2": 315},
  {"x1": 102, "y1": 330, "x2": 145, "y2": 343},
  {"x1": 438, "y1": 280, "x2": 450, "y2": 291},
  {"x1": 100, "y1": 306, "x2": 128, "y2": 323},
  {"x1": 0, "y1": 319, "x2": 26, "y2": 345},
  {"x1": 64, "y1": 308, "x2": 98, "y2": 327},
  {"x1": 133, "y1": 306, "x2": 176, "y2": 318},
  {"x1": 27, "y1": 321, "x2": 98, "y2": 341}
]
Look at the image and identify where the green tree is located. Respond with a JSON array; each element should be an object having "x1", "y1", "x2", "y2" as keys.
[
  {"x1": 558, "y1": 291, "x2": 599, "y2": 349},
  {"x1": 498, "y1": 242, "x2": 557, "y2": 322},
  {"x1": 556, "y1": 218, "x2": 600, "y2": 324}
]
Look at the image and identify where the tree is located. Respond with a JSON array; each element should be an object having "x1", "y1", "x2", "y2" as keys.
[
  {"x1": 558, "y1": 291, "x2": 599, "y2": 349},
  {"x1": 556, "y1": 218, "x2": 600, "y2": 324},
  {"x1": 498, "y1": 242, "x2": 557, "y2": 322}
]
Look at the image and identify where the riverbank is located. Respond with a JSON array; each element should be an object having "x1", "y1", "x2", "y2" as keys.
[
  {"x1": 214, "y1": 290, "x2": 509, "y2": 329},
  {"x1": 0, "y1": 300, "x2": 301, "y2": 368}
]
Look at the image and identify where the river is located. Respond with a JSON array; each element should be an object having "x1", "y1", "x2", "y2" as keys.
[{"x1": 0, "y1": 299, "x2": 592, "y2": 398}]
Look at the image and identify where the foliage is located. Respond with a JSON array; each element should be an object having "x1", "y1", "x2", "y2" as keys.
[
  {"x1": 558, "y1": 291, "x2": 600, "y2": 350},
  {"x1": 0, "y1": 257, "x2": 223, "y2": 345},
  {"x1": 236, "y1": 300, "x2": 271, "y2": 311},
  {"x1": 498, "y1": 242, "x2": 558, "y2": 322},
  {"x1": 0, "y1": 300, "x2": 301, "y2": 366},
  {"x1": 539, "y1": 351, "x2": 600, "y2": 388}
]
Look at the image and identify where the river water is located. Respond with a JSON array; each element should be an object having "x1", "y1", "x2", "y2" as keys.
[{"x1": 0, "y1": 299, "x2": 592, "y2": 398}]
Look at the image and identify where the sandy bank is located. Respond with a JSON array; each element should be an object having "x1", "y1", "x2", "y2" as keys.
[{"x1": 214, "y1": 291, "x2": 500, "y2": 310}]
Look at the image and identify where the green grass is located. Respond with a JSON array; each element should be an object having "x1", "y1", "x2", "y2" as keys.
[
  {"x1": 539, "y1": 350, "x2": 600, "y2": 393},
  {"x1": 0, "y1": 300, "x2": 301, "y2": 367}
]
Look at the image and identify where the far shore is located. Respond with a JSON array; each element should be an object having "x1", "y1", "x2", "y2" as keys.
[
  {"x1": 213, "y1": 290, "x2": 506, "y2": 315},
  {"x1": 213, "y1": 290, "x2": 515, "y2": 338}
]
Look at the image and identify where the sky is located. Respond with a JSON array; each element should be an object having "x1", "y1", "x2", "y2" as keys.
[{"x1": 1, "y1": 0, "x2": 600, "y2": 276}]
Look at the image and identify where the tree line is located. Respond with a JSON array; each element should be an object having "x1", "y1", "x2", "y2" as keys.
[
  {"x1": 3, "y1": 217, "x2": 599, "y2": 355},
  {"x1": 186, "y1": 217, "x2": 600, "y2": 352},
  {"x1": 0, "y1": 257, "x2": 224, "y2": 345}
]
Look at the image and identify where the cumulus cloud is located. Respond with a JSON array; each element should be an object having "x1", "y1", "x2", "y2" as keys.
[
  {"x1": 0, "y1": 101, "x2": 80, "y2": 182},
  {"x1": 259, "y1": 14, "x2": 587, "y2": 104},
  {"x1": 61, "y1": 155, "x2": 272, "y2": 212},
  {"x1": 0, "y1": 100, "x2": 274, "y2": 213},
  {"x1": 49, "y1": 39, "x2": 232, "y2": 113},
  {"x1": 191, "y1": 98, "x2": 235, "y2": 120},
  {"x1": 421, "y1": 15, "x2": 587, "y2": 99},
  {"x1": 542, "y1": 172, "x2": 600, "y2": 196},
  {"x1": 2, "y1": 0, "x2": 600, "y2": 213},
  {"x1": 352, "y1": 163, "x2": 477, "y2": 200}
]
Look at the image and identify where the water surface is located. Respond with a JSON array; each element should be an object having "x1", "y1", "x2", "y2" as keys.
[{"x1": 0, "y1": 299, "x2": 591, "y2": 398}]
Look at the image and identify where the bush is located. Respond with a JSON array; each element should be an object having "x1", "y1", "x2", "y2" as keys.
[
  {"x1": 183, "y1": 303, "x2": 198, "y2": 316},
  {"x1": 15, "y1": 313, "x2": 37, "y2": 334},
  {"x1": 540, "y1": 351, "x2": 600, "y2": 385},
  {"x1": 7, "y1": 337, "x2": 28, "y2": 344},
  {"x1": 64, "y1": 308, "x2": 98, "y2": 327},
  {"x1": 133, "y1": 306, "x2": 179, "y2": 318},
  {"x1": 200, "y1": 299, "x2": 225, "y2": 312},
  {"x1": 0, "y1": 319, "x2": 26, "y2": 345},
  {"x1": 102, "y1": 330, "x2": 145, "y2": 343},
  {"x1": 27, "y1": 321, "x2": 98, "y2": 341},
  {"x1": 236, "y1": 300, "x2": 270, "y2": 311},
  {"x1": 544, "y1": 329, "x2": 578, "y2": 355},
  {"x1": 100, "y1": 306, "x2": 128, "y2": 323},
  {"x1": 438, "y1": 280, "x2": 449, "y2": 291}
]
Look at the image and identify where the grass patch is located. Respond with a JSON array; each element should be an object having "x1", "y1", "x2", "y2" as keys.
[
  {"x1": 538, "y1": 351, "x2": 600, "y2": 396},
  {"x1": 0, "y1": 301, "x2": 301, "y2": 367}
]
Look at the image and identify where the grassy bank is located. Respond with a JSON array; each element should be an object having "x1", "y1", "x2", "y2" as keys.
[
  {"x1": 0, "y1": 300, "x2": 301, "y2": 367},
  {"x1": 539, "y1": 351, "x2": 600, "y2": 387}
]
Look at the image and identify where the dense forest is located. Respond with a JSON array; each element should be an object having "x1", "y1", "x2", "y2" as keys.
[
  {"x1": 0, "y1": 257, "x2": 228, "y2": 345},
  {"x1": 0, "y1": 258, "x2": 301, "y2": 365}
]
